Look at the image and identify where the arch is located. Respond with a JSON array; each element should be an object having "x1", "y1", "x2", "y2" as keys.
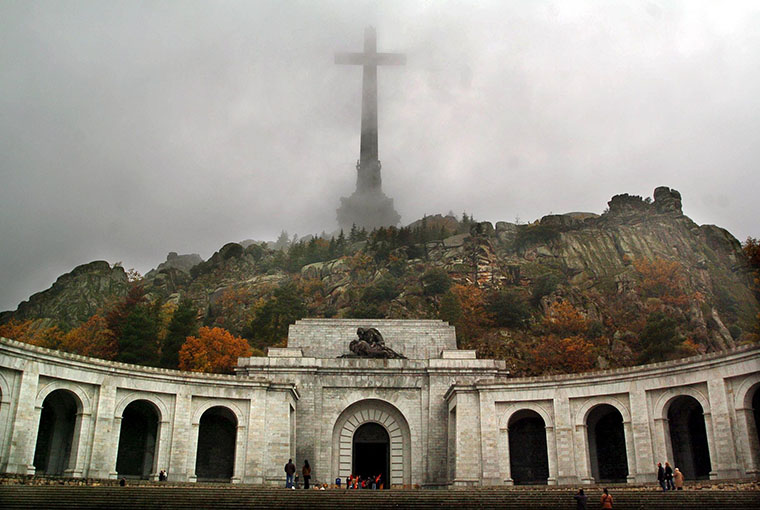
[
  {"x1": 498, "y1": 402, "x2": 554, "y2": 430},
  {"x1": 33, "y1": 389, "x2": 80, "y2": 475},
  {"x1": 35, "y1": 381, "x2": 90, "y2": 416},
  {"x1": 507, "y1": 409, "x2": 550, "y2": 484},
  {"x1": 733, "y1": 375, "x2": 760, "y2": 475},
  {"x1": 653, "y1": 386, "x2": 711, "y2": 421},
  {"x1": 585, "y1": 404, "x2": 628, "y2": 482},
  {"x1": 195, "y1": 406, "x2": 238, "y2": 481},
  {"x1": 114, "y1": 392, "x2": 169, "y2": 423},
  {"x1": 115, "y1": 400, "x2": 160, "y2": 479},
  {"x1": 667, "y1": 395, "x2": 711, "y2": 479},
  {"x1": 331, "y1": 399, "x2": 411, "y2": 487},
  {"x1": 191, "y1": 400, "x2": 245, "y2": 426},
  {"x1": 575, "y1": 396, "x2": 631, "y2": 426}
]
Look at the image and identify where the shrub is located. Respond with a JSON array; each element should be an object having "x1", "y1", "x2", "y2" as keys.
[{"x1": 421, "y1": 268, "x2": 452, "y2": 296}]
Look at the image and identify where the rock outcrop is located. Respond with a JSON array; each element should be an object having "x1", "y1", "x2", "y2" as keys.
[{"x1": 0, "y1": 261, "x2": 129, "y2": 329}]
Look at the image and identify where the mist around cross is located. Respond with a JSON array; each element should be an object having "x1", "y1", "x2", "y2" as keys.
[{"x1": 1, "y1": 1, "x2": 759, "y2": 311}]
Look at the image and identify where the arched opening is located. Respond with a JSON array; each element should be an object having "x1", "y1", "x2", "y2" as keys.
[
  {"x1": 331, "y1": 399, "x2": 411, "y2": 487},
  {"x1": 587, "y1": 404, "x2": 628, "y2": 482},
  {"x1": 195, "y1": 406, "x2": 237, "y2": 481},
  {"x1": 33, "y1": 389, "x2": 79, "y2": 475},
  {"x1": 352, "y1": 422, "x2": 389, "y2": 489},
  {"x1": 508, "y1": 409, "x2": 549, "y2": 485},
  {"x1": 116, "y1": 400, "x2": 159, "y2": 479},
  {"x1": 668, "y1": 395, "x2": 711, "y2": 479}
]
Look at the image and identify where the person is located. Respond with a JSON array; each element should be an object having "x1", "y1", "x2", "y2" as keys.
[
  {"x1": 657, "y1": 462, "x2": 666, "y2": 491},
  {"x1": 119, "y1": 478, "x2": 126, "y2": 487},
  {"x1": 374, "y1": 473, "x2": 382, "y2": 490},
  {"x1": 284, "y1": 458, "x2": 296, "y2": 488},
  {"x1": 600, "y1": 488, "x2": 613, "y2": 509},
  {"x1": 574, "y1": 488, "x2": 587, "y2": 510},
  {"x1": 302, "y1": 460, "x2": 311, "y2": 489},
  {"x1": 158, "y1": 469, "x2": 167, "y2": 482},
  {"x1": 673, "y1": 467, "x2": 684, "y2": 490},
  {"x1": 665, "y1": 462, "x2": 675, "y2": 491},
  {"x1": 335, "y1": 477, "x2": 341, "y2": 488}
]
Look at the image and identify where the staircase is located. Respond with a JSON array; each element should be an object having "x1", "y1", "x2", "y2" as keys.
[{"x1": 1, "y1": 485, "x2": 759, "y2": 510}]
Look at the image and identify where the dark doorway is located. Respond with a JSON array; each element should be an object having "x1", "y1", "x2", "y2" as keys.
[
  {"x1": 508, "y1": 410, "x2": 549, "y2": 484},
  {"x1": 33, "y1": 390, "x2": 78, "y2": 475},
  {"x1": 668, "y1": 396, "x2": 711, "y2": 479},
  {"x1": 116, "y1": 400, "x2": 159, "y2": 479},
  {"x1": 587, "y1": 404, "x2": 628, "y2": 482},
  {"x1": 352, "y1": 423, "x2": 389, "y2": 488},
  {"x1": 195, "y1": 406, "x2": 237, "y2": 481}
]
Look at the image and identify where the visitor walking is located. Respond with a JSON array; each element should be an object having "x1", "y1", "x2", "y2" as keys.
[
  {"x1": 302, "y1": 460, "x2": 311, "y2": 489},
  {"x1": 600, "y1": 488, "x2": 613, "y2": 509},
  {"x1": 573, "y1": 488, "x2": 588, "y2": 510},
  {"x1": 657, "y1": 462, "x2": 667, "y2": 491},
  {"x1": 284, "y1": 458, "x2": 296, "y2": 488},
  {"x1": 673, "y1": 467, "x2": 684, "y2": 490},
  {"x1": 665, "y1": 462, "x2": 675, "y2": 490}
]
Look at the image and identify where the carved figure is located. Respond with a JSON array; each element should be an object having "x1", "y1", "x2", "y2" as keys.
[{"x1": 341, "y1": 327, "x2": 406, "y2": 359}]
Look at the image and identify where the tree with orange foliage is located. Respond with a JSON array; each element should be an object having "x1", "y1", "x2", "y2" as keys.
[
  {"x1": 0, "y1": 318, "x2": 64, "y2": 349},
  {"x1": 179, "y1": 326, "x2": 255, "y2": 374},
  {"x1": 543, "y1": 300, "x2": 589, "y2": 337},
  {"x1": 61, "y1": 314, "x2": 117, "y2": 360},
  {"x1": 528, "y1": 301, "x2": 596, "y2": 374},
  {"x1": 530, "y1": 335, "x2": 595, "y2": 375},
  {"x1": 445, "y1": 284, "x2": 493, "y2": 348},
  {"x1": 632, "y1": 257, "x2": 689, "y2": 307}
]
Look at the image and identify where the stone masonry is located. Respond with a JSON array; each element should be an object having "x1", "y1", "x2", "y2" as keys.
[{"x1": 0, "y1": 319, "x2": 759, "y2": 488}]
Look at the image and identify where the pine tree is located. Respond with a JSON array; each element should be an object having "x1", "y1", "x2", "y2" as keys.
[
  {"x1": 118, "y1": 303, "x2": 160, "y2": 366},
  {"x1": 160, "y1": 298, "x2": 198, "y2": 368}
]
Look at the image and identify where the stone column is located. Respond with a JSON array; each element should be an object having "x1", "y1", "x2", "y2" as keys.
[
  {"x1": 498, "y1": 427, "x2": 513, "y2": 485},
  {"x1": 0, "y1": 387, "x2": 13, "y2": 471},
  {"x1": 574, "y1": 423, "x2": 594, "y2": 483},
  {"x1": 169, "y1": 392, "x2": 193, "y2": 481},
  {"x1": 3, "y1": 361, "x2": 40, "y2": 474},
  {"x1": 545, "y1": 425, "x2": 558, "y2": 485},
  {"x1": 244, "y1": 387, "x2": 267, "y2": 484},
  {"x1": 451, "y1": 389, "x2": 481, "y2": 486},
  {"x1": 707, "y1": 378, "x2": 742, "y2": 478},
  {"x1": 735, "y1": 406, "x2": 760, "y2": 476},
  {"x1": 623, "y1": 420, "x2": 636, "y2": 483},
  {"x1": 154, "y1": 419, "x2": 172, "y2": 480},
  {"x1": 232, "y1": 423, "x2": 247, "y2": 483},
  {"x1": 88, "y1": 381, "x2": 117, "y2": 479},
  {"x1": 478, "y1": 395, "x2": 501, "y2": 486},
  {"x1": 630, "y1": 386, "x2": 656, "y2": 482},
  {"x1": 108, "y1": 416, "x2": 122, "y2": 479},
  {"x1": 64, "y1": 410, "x2": 92, "y2": 477},
  {"x1": 553, "y1": 392, "x2": 578, "y2": 485}
]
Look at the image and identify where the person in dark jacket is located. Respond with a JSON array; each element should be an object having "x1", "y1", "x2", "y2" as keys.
[
  {"x1": 302, "y1": 460, "x2": 311, "y2": 489},
  {"x1": 657, "y1": 462, "x2": 666, "y2": 491},
  {"x1": 284, "y1": 458, "x2": 296, "y2": 488},
  {"x1": 665, "y1": 462, "x2": 675, "y2": 490},
  {"x1": 573, "y1": 488, "x2": 587, "y2": 510}
]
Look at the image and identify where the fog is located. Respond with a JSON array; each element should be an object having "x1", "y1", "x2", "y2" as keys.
[{"x1": 1, "y1": 1, "x2": 759, "y2": 311}]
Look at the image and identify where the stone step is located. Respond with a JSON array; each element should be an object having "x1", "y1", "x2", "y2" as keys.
[{"x1": 1, "y1": 486, "x2": 758, "y2": 510}]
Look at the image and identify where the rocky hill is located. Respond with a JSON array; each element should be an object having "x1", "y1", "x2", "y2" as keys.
[{"x1": 2, "y1": 186, "x2": 757, "y2": 375}]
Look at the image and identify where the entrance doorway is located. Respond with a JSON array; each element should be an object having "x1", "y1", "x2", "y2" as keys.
[
  {"x1": 33, "y1": 389, "x2": 78, "y2": 475},
  {"x1": 508, "y1": 409, "x2": 549, "y2": 484},
  {"x1": 668, "y1": 395, "x2": 711, "y2": 479},
  {"x1": 587, "y1": 404, "x2": 628, "y2": 482},
  {"x1": 195, "y1": 406, "x2": 237, "y2": 481},
  {"x1": 352, "y1": 423, "x2": 389, "y2": 488},
  {"x1": 116, "y1": 400, "x2": 159, "y2": 479}
]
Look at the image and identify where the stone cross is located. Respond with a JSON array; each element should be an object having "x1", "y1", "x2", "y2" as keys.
[{"x1": 335, "y1": 27, "x2": 405, "y2": 194}]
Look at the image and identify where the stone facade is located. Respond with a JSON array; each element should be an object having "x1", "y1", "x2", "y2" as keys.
[{"x1": 1, "y1": 318, "x2": 759, "y2": 488}]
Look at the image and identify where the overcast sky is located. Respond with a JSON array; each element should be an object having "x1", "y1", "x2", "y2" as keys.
[{"x1": 1, "y1": 1, "x2": 759, "y2": 311}]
